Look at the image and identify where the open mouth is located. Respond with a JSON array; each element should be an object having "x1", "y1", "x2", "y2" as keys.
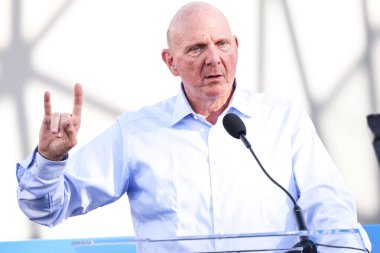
[{"x1": 205, "y1": 74, "x2": 223, "y2": 79}]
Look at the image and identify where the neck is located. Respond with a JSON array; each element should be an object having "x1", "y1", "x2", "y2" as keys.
[
  {"x1": 187, "y1": 87, "x2": 235, "y2": 125},
  {"x1": 196, "y1": 102, "x2": 228, "y2": 124}
]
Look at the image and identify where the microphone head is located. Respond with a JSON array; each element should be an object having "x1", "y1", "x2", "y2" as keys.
[{"x1": 223, "y1": 113, "x2": 247, "y2": 139}]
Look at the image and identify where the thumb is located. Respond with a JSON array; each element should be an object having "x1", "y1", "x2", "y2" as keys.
[{"x1": 64, "y1": 120, "x2": 78, "y2": 148}]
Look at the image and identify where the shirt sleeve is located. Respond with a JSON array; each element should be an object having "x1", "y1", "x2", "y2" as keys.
[
  {"x1": 16, "y1": 148, "x2": 67, "y2": 226},
  {"x1": 290, "y1": 106, "x2": 371, "y2": 250},
  {"x1": 16, "y1": 120, "x2": 128, "y2": 227}
]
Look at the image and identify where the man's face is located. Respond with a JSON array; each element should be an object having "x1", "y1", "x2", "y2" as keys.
[{"x1": 163, "y1": 10, "x2": 238, "y2": 103}]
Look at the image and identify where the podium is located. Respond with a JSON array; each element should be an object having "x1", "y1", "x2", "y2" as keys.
[{"x1": 72, "y1": 229, "x2": 367, "y2": 253}]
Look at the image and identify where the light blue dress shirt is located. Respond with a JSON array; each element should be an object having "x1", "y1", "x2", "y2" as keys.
[{"x1": 17, "y1": 84, "x2": 370, "y2": 251}]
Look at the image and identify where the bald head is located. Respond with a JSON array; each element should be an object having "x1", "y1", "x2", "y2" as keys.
[
  {"x1": 167, "y1": 2, "x2": 232, "y2": 48},
  {"x1": 161, "y1": 2, "x2": 238, "y2": 120}
]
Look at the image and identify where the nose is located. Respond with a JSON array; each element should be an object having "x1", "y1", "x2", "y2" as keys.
[{"x1": 204, "y1": 46, "x2": 221, "y2": 66}]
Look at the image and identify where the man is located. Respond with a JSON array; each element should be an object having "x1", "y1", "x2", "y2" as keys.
[{"x1": 17, "y1": 2, "x2": 370, "y2": 252}]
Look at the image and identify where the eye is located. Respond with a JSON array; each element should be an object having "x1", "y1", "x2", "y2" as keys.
[
  {"x1": 217, "y1": 40, "x2": 230, "y2": 50},
  {"x1": 188, "y1": 45, "x2": 204, "y2": 56}
]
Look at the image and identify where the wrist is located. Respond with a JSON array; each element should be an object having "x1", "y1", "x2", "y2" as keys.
[{"x1": 37, "y1": 146, "x2": 68, "y2": 161}]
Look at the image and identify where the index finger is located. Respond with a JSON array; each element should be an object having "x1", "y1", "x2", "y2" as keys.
[{"x1": 72, "y1": 83, "x2": 83, "y2": 117}]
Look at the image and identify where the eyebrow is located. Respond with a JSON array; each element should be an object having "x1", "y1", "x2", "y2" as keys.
[
  {"x1": 184, "y1": 42, "x2": 207, "y2": 52},
  {"x1": 182, "y1": 34, "x2": 234, "y2": 52}
]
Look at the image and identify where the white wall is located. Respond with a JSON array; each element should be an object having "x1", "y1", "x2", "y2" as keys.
[{"x1": 0, "y1": 0, "x2": 379, "y2": 241}]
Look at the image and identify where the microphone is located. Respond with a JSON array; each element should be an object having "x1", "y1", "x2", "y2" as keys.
[{"x1": 222, "y1": 112, "x2": 317, "y2": 253}]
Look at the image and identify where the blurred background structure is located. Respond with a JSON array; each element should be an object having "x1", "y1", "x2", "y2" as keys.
[{"x1": 0, "y1": 0, "x2": 379, "y2": 241}]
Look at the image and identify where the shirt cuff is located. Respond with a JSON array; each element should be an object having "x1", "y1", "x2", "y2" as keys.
[{"x1": 29, "y1": 150, "x2": 68, "y2": 180}]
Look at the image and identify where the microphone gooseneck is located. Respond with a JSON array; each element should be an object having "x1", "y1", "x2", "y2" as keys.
[{"x1": 222, "y1": 113, "x2": 317, "y2": 253}]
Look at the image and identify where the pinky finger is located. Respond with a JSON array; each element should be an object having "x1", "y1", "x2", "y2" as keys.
[{"x1": 44, "y1": 91, "x2": 52, "y2": 117}]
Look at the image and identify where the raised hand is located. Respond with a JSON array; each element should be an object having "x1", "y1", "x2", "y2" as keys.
[{"x1": 38, "y1": 83, "x2": 83, "y2": 161}]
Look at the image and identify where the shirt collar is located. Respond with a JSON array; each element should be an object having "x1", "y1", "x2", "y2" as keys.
[
  {"x1": 169, "y1": 80, "x2": 253, "y2": 126},
  {"x1": 170, "y1": 84, "x2": 195, "y2": 126},
  {"x1": 224, "y1": 81, "x2": 253, "y2": 119}
]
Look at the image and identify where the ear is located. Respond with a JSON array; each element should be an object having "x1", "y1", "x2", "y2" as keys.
[
  {"x1": 161, "y1": 49, "x2": 179, "y2": 76},
  {"x1": 233, "y1": 35, "x2": 239, "y2": 48}
]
